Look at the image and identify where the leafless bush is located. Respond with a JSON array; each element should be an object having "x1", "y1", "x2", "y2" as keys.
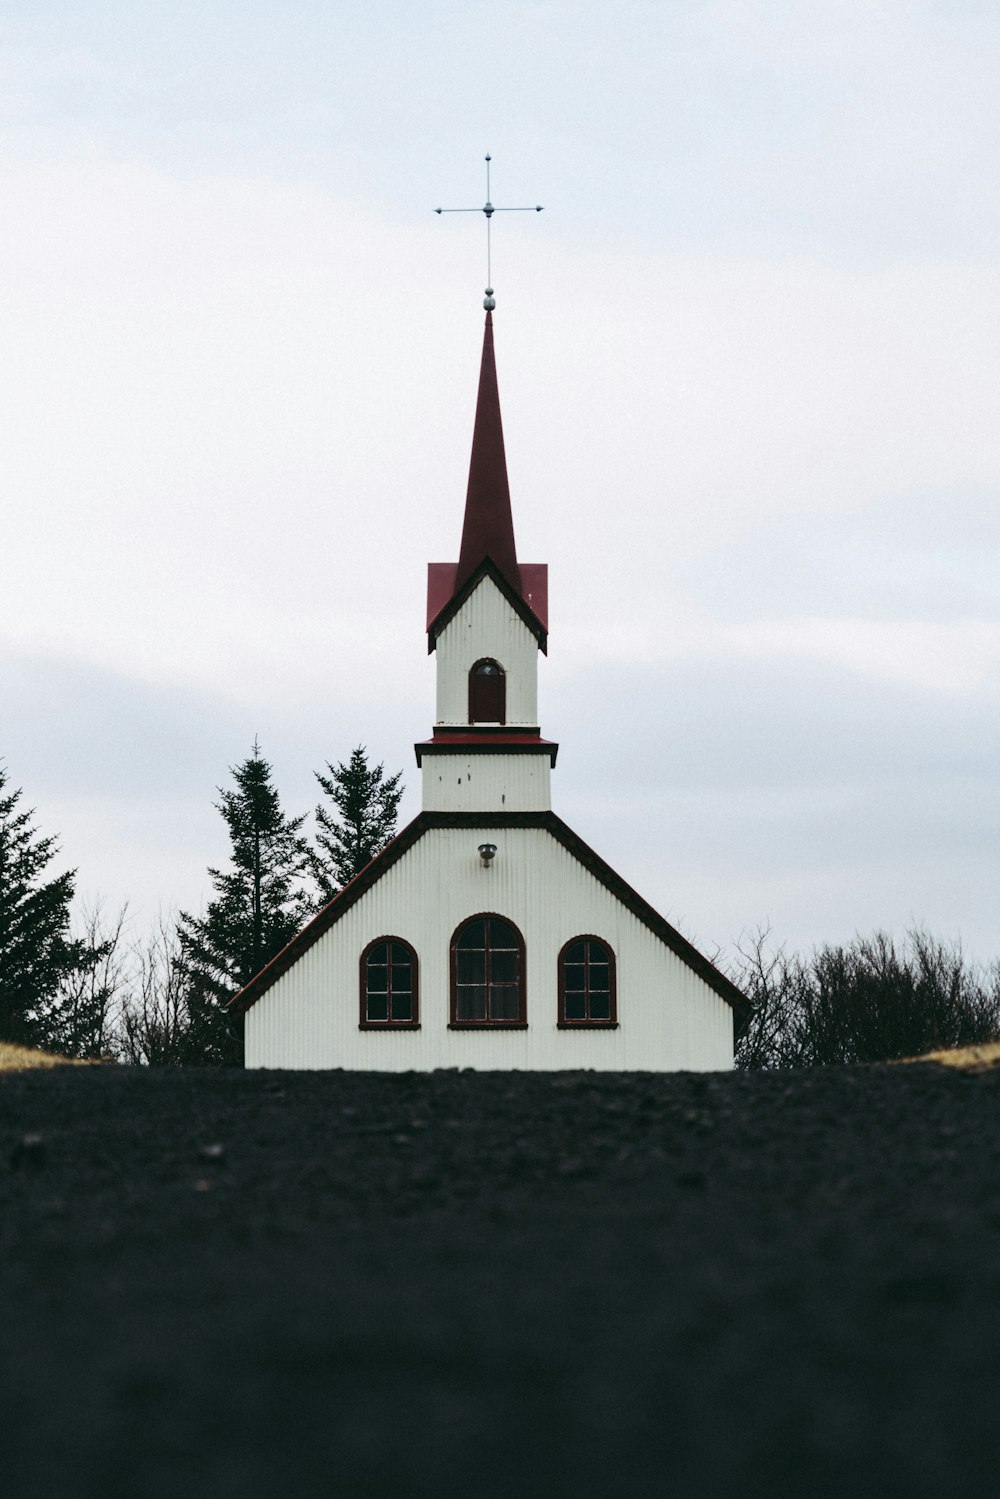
[
  {"x1": 117, "y1": 916, "x2": 193, "y2": 1066},
  {"x1": 733, "y1": 926, "x2": 1000, "y2": 1069}
]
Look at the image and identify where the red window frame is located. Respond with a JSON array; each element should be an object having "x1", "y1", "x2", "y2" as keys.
[
  {"x1": 468, "y1": 658, "x2": 507, "y2": 725},
  {"x1": 557, "y1": 936, "x2": 618, "y2": 1028},
  {"x1": 359, "y1": 937, "x2": 420, "y2": 1029},
  {"x1": 449, "y1": 913, "x2": 527, "y2": 1028}
]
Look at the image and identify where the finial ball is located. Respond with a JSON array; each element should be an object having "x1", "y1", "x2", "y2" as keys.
[{"x1": 483, "y1": 288, "x2": 495, "y2": 311}]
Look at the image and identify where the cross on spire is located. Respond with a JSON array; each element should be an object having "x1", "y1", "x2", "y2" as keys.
[{"x1": 435, "y1": 154, "x2": 543, "y2": 308}]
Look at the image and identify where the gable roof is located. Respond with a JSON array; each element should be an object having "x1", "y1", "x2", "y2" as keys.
[
  {"x1": 427, "y1": 557, "x2": 548, "y2": 653},
  {"x1": 228, "y1": 811, "x2": 749, "y2": 1030}
]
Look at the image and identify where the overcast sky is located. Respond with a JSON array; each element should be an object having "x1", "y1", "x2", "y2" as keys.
[{"x1": 3, "y1": 0, "x2": 998, "y2": 964}]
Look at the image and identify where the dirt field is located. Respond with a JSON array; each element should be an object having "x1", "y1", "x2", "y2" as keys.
[{"x1": 2, "y1": 1062, "x2": 999, "y2": 1498}]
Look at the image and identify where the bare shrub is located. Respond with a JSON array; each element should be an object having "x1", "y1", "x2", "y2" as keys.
[
  {"x1": 118, "y1": 917, "x2": 193, "y2": 1066},
  {"x1": 734, "y1": 927, "x2": 1000, "y2": 1069}
]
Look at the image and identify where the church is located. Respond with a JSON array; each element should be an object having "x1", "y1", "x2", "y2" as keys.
[{"x1": 231, "y1": 307, "x2": 747, "y2": 1069}]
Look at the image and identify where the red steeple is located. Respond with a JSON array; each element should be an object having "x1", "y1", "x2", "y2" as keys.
[
  {"x1": 455, "y1": 311, "x2": 521, "y2": 594},
  {"x1": 426, "y1": 309, "x2": 548, "y2": 650}
]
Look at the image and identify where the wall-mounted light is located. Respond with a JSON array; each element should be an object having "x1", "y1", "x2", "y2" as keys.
[{"x1": 478, "y1": 843, "x2": 497, "y2": 868}]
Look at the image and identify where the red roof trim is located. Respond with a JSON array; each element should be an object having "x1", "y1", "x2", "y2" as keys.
[
  {"x1": 228, "y1": 811, "x2": 749, "y2": 1030},
  {"x1": 414, "y1": 734, "x2": 558, "y2": 767}
]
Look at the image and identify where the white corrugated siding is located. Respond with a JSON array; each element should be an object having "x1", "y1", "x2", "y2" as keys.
[
  {"x1": 435, "y1": 577, "x2": 539, "y2": 725},
  {"x1": 246, "y1": 827, "x2": 734, "y2": 1073},
  {"x1": 421, "y1": 752, "x2": 551, "y2": 811}
]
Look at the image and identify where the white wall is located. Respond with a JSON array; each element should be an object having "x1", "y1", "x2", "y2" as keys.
[
  {"x1": 246, "y1": 825, "x2": 735, "y2": 1073},
  {"x1": 421, "y1": 752, "x2": 551, "y2": 811},
  {"x1": 435, "y1": 576, "x2": 539, "y2": 726}
]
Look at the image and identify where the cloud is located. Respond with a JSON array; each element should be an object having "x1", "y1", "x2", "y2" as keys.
[
  {"x1": 551, "y1": 652, "x2": 1000, "y2": 961},
  {"x1": 2, "y1": 3, "x2": 997, "y2": 967}
]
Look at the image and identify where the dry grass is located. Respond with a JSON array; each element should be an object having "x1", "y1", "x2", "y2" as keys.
[
  {"x1": 906, "y1": 1041, "x2": 1000, "y2": 1073},
  {"x1": 0, "y1": 1042, "x2": 99, "y2": 1073}
]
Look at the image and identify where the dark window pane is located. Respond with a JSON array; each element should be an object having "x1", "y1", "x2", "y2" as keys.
[
  {"x1": 588, "y1": 991, "x2": 612, "y2": 1021},
  {"x1": 366, "y1": 993, "x2": 389, "y2": 1022},
  {"x1": 366, "y1": 963, "x2": 388, "y2": 993},
  {"x1": 565, "y1": 941, "x2": 586, "y2": 964},
  {"x1": 587, "y1": 942, "x2": 610, "y2": 965},
  {"x1": 564, "y1": 990, "x2": 586, "y2": 1021},
  {"x1": 489, "y1": 984, "x2": 520, "y2": 1020},
  {"x1": 471, "y1": 672, "x2": 504, "y2": 721},
  {"x1": 563, "y1": 963, "x2": 585, "y2": 989},
  {"x1": 368, "y1": 942, "x2": 389, "y2": 966},
  {"x1": 588, "y1": 963, "x2": 610, "y2": 988},
  {"x1": 391, "y1": 963, "x2": 411, "y2": 993},
  {"x1": 391, "y1": 942, "x2": 411, "y2": 965},
  {"x1": 490, "y1": 950, "x2": 518, "y2": 984},
  {"x1": 488, "y1": 919, "x2": 519, "y2": 950},
  {"x1": 475, "y1": 661, "x2": 501, "y2": 676},
  {"x1": 392, "y1": 993, "x2": 413, "y2": 1022},
  {"x1": 456, "y1": 985, "x2": 487, "y2": 1021},
  {"x1": 456, "y1": 920, "x2": 487, "y2": 950},
  {"x1": 456, "y1": 950, "x2": 486, "y2": 984}
]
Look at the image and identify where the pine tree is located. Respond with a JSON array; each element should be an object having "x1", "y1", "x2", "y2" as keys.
[
  {"x1": 312, "y1": 746, "x2": 403, "y2": 901},
  {"x1": 0, "y1": 765, "x2": 92, "y2": 1049},
  {"x1": 177, "y1": 743, "x2": 313, "y2": 1065}
]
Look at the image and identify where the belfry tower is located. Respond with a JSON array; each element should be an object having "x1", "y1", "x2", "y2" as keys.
[{"x1": 417, "y1": 311, "x2": 557, "y2": 813}]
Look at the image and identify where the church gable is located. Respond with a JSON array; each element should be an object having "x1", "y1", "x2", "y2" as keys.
[
  {"x1": 234, "y1": 812, "x2": 746, "y2": 1022},
  {"x1": 236, "y1": 814, "x2": 742, "y2": 1072}
]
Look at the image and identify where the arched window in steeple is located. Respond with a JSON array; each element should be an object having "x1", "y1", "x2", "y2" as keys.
[{"x1": 469, "y1": 659, "x2": 506, "y2": 725}]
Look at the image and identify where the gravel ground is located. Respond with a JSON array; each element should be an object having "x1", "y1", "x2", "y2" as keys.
[{"x1": 2, "y1": 1063, "x2": 1000, "y2": 1498}]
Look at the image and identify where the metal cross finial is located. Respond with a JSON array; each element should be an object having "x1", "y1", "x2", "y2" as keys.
[{"x1": 435, "y1": 154, "x2": 543, "y2": 309}]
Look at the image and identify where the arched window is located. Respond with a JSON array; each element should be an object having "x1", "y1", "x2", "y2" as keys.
[
  {"x1": 469, "y1": 659, "x2": 506, "y2": 725},
  {"x1": 360, "y1": 938, "x2": 419, "y2": 1028},
  {"x1": 558, "y1": 937, "x2": 617, "y2": 1027},
  {"x1": 450, "y1": 914, "x2": 526, "y2": 1027}
]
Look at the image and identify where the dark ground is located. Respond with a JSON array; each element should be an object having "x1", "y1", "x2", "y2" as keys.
[{"x1": 2, "y1": 1064, "x2": 1000, "y2": 1499}]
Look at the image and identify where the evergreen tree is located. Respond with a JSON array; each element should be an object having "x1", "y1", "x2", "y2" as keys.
[
  {"x1": 312, "y1": 746, "x2": 403, "y2": 901},
  {"x1": 0, "y1": 765, "x2": 92, "y2": 1049},
  {"x1": 177, "y1": 743, "x2": 313, "y2": 1065}
]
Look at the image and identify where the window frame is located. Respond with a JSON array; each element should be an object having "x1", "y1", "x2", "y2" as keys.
[
  {"x1": 449, "y1": 912, "x2": 527, "y2": 1029},
  {"x1": 359, "y1": 936, "x2": 421, "y2": 1030},
  {"x1": 468, "y1": 658, "x2": 507, "y2": 726},
  {"x1": 557, "y1": 935, "x2": 618, "y2": 1028}
]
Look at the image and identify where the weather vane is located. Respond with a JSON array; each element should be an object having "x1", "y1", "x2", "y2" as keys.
[{"x1": 435, "y1": 154, "x2": 543, "y2": 309}]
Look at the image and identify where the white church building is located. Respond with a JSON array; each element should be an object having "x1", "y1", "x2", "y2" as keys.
[{"x1": 232, "y1": 310, "x2": 747, "y2": 1069}]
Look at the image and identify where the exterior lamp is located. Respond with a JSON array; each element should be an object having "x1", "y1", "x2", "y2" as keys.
[{"x1": 478, "y1": 843, "x2": 497, "y2": 868}]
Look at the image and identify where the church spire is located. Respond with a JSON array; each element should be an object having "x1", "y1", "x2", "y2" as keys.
[
  {"x1": 454, "y1": 310, "x2": 521, "y2": 595},
  {"x1": 425, "y1": 308, "x2": 548, "y2": 651}
]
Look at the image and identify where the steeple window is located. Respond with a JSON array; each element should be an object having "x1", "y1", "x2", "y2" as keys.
[
  {"x1": 469, "y1": 659, "x2": 506, "y2": 724},
  {"x1": 450, "y1": 915, "x2": 526, "y2": 1026},
  {"x1": 558, "y1": 937, "x2": 617, "y2": 1027}
]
